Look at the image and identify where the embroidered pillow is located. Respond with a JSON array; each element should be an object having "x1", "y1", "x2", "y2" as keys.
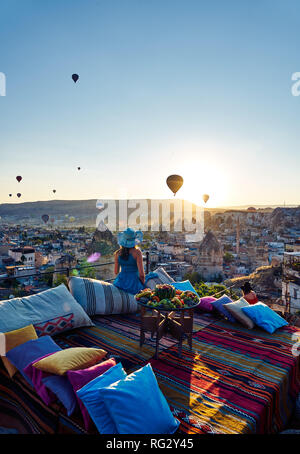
[{"x1": 34, "y1": 313, "x2": 74, "y2": 337}]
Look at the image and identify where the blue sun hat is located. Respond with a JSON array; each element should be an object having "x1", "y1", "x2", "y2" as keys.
[{"x1": 117, "y1": 228, "x2": 143, "y2": 248}]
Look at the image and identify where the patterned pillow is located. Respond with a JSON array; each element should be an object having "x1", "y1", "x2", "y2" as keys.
[
  {"x1": 33, "y1": 313, "x2": 75, "y2": 337},
  {"x1": 68, "y1": 277, "x2": 139, "y2": 316},
  {"x1": 146, "y1": 267, "x2": 175, "y2": 290},
  {"x1": 0, "y1": 284, "x2": 93, "y2": 333}
]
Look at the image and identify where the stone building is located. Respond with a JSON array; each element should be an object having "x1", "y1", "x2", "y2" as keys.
[{"x1": 197, "y1": 230, "x2": 223, "y2": 281}]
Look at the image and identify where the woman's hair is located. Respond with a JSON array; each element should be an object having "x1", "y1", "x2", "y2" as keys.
[
  {"x1": 115, "y1": 246, "x2": 133, "y2": 260},
  {"x1": 241, "y1": 282, "x2": 252, "y2": 294}
]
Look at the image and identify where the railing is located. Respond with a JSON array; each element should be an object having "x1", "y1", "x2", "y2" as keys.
[{"x1": 0, "y1": 252, "x2": 151, "y2": 286}]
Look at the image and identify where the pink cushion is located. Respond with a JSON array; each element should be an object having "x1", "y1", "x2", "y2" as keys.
[
  {"x1": 23, "y1": 352, "x2": 57, "y2": 405},
  {"x1": 67, "y1": 358, "x2": 116, "y2": 430},
  {"x1": 198, "y1": 296, "x2": 217, "y2": 312}
]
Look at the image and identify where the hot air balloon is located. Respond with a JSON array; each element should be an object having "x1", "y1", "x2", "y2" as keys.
[
  {"x1": 9, "y1": 194, "x2": 12, "y2": 197},
  {"x1": 166, "y1": 175, "x2": 184, "y2": 196},
  {"x1": 65, "y1": 214, "x2": 69, "y2": 218},
  {"x1": 17, "y1": 193, "x2": 21, "y2": 198},
  {"x1": 202, "y1": 194, "x2": 210, "y2": 204},
  {"x1": 42, "y1": 214, "x2": 49, "y2": 224},
  {"x1": 16, "y1": 176, "x2": 22, "y2": 183},
  {"x1": 77, "y1": 167, "x2": 81, "y2": 171},
  {"x1": 72, "y1": 74, "x2": 79, "y2": 83},
  {"x1": 53, "y1": 189, "x2": 56, "y2": 194},
  {"x1": 69, "y1": 216, "x2": 75, "y2": 222}
]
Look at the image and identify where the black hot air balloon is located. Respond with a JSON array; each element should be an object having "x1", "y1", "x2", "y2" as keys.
[
  {"x1": 72, "y1": 74, "x2": 79, "y2": 83},
  {"x1": 202, "y1": 194, "x2": 210, "y2": 204},
  {"x1": 17, "y1": 193, "x2": 21, "y2": 198},
  {"x1": 166, "y1": 175, "x2": 184, "y2": 196},
  {"x1": 77, "y1": 167, "x2": 81, "y2": 171},
  {"x1": 42, "y1": 214, "x2": 49, "y2": 224},
  {"x1": 16, "y1": 176, "x2": 22, "y2": 183},
  {"x1": 53, "y1": 189, "x2": 56, "y2": 193},
  {"x1": 9, "y1": 194, "x2": 12, "y2": 197}
]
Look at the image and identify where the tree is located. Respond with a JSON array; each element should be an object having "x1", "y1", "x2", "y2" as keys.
[
  {"x1": 223, "y1": 252, "x2": 235, "y2": 264},
  {"x1": 53, "y1": 273, "x2": 68, "y2": 287},
  {"x1": 77, "y1": 258, "x2": 96, "y2": 279},
  {"x1": 183, "y1": 271, "x2": 204, "y2": 284}
]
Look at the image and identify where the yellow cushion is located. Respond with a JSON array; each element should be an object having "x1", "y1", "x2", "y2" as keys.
[
  {"x1": 1, "y1": 325, "x2": 38, "y2": 378},
  {"x1": 33, "y1": 347, "x2": 107, "y2": 375}
]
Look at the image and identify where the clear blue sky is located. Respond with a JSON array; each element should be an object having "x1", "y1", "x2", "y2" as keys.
[{"x1": 0, "y1": 0, "x2": 300, "y2": 207}]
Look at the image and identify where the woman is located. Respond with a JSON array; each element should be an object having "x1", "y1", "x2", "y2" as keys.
[
  {"x1": 113, "y1": 228, "x2": 146, "y2": 295},
  {"x1": 241, "y1": 282, "x2": 259, "y2": 305}
]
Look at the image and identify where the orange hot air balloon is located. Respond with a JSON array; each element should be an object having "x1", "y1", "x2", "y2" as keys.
[
  {"x1": 166, "y1": 175, "x2": 183, "y2": 196},
  {"x1": 202, "y1": 194, "x2": 210, "y2": 204}
]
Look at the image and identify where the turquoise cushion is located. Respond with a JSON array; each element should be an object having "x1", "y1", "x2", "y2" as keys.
[
  {"x1": 211, "y1": 295, "x2": 236, "y2": 323},
  {"x1": 241, "y1": 303, "x2": 288, "y2": 334},
  {"x1": 76, "y1": 363, "x2": 127, "y2": 434},
  {"x1": 172, "y1": 280, "x2": 198, "y2": 295},
  {"x1": 98, "y1": 363, "x2": 180, "y2": 434}
]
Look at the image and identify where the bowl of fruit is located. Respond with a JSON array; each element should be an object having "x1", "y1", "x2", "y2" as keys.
[{"x1": 135, "y1": 284, "x2": 200, "y2": 311}]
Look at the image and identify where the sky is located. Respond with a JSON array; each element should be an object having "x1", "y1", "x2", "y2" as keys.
[{"x1": 0, "y1": 0, "x2": 300, "y2": 208}]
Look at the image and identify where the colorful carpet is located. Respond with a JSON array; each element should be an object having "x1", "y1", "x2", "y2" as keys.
[
  {"x1": 53, "y1": 312, "x2": 215, "y2": 372},
  {"x1": 0, "y1": 312, "x2": 214, "y2": 434},
  {"x1": 150, "y1": 320, "x2": 300, "y2": 434}
]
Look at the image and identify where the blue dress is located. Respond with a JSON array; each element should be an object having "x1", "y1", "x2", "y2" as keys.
[{"x1": 114, "y1": 253, "x2": 145, "y2": 295}]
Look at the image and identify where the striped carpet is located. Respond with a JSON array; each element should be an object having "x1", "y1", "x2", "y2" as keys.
[{"x1": 149, "y1": 319, "x2": 300, "y2": 434}]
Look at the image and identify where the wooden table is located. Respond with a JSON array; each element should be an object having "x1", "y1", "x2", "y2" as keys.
[{"x1": 139, "y1": 305, "x2": 194, "y2": 359}]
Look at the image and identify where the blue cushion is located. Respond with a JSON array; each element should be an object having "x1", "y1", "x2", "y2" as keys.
[
  {"x1": 76, "y1": 363, "x2": 127, "y2": 434},
  {"x1": 172, "y1": 281, "x2": 198, "y2": 295},
  {"x1": 0, "y1": 284, "x2": 93, "y2": 334},
  {"x1": 6, "y1": 336, "x2": 61, "y2": 385},
  {"x1": 211, "y1": 295, "x2": 236, "y2": 323},
  {"x1": 241, "y1": 303, "x2": 288, "y2": 334},
  {"x1": 42, "y1": 375, "x2": 77, "y2": 416},
  {"x1": 98, "y1": 363, "x2": 180, "y2": 434}
]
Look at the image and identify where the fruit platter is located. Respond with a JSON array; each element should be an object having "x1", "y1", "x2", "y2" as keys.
[{"x1": 135, "y1": 284, "x2": 200, "y2": 311}]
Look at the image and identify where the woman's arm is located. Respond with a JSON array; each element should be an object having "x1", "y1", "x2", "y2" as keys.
[
  {"x1": 136, "y1": 249, "x2": 145, "y2": 284},
  {"x1": 114, "y1": 252, "x2": 120, "y2": 275}
]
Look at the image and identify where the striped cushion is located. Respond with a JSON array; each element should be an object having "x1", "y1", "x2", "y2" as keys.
[
  {"x1": 68, "y1": 277, "x2": 139, "y2": 316},
  {"x1": 146, "y1": 267, "x2": 175, "y2": 290}
]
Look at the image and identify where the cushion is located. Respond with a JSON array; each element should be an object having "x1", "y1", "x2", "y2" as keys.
[
  {"x1": 68, "y1": 276, "x2": 138, "y2": 316},
  {"x1": 23, "y1": 353, "x2": 60, "y2": 405},
  {"x1": 146, "y1": 267, "x2": 174, "y2": 290},
  {"x1": 6, "y1": 336, "x2": 62, "y2": 385},
  {"x1": 1, "y1": 324, "x2": 38, "y2": 378},
  {"x1": 172, "y1": 280, "x2": 198, "y2": 294},
  {"x1": 197, "y1": 296, "x2": 217, "y2": 312},
  {"x1": 0, "y1": 284, "x2": 94, "y2": 334},
  {"x1": 211, "y1": 295, "x2": 236, "y2": 323},
  {"x1": 33, "y1": 347, "x2": 107, "y2": 375},
  {"x1": 241, "y1": 303, "x2": 288, "y2": 334},
  {"x1": 42, "y1": 375, "x2": 78, "y2": 416},
  {"x1": 67, "y1": 358, "x2": 116, "y2": 430},
  {"x1": 223, "y1": 298, "x2": 254, "y2": 329},
  {"x1": 97, "y1": 363, "x2": 180, "y2": 434},
  {"x1": 76, "y1": 363, "x2": 127, "y2": 434},
  {"x1": 33, "y1": 313, "x2": 74, "y2": 337}
]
